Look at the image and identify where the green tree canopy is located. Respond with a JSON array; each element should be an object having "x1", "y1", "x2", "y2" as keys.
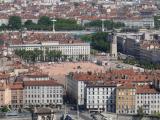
[
  {"x1": 38, "y1": 16, "x2": 52, "y2": 26},
  {"x1": 1, "y1": 106, "x2": 10, "y2": 112},
  {"x1": 15, "y1": 49, "x2": 62, "y2": 62},
  {"x1": 81, "y1": 32, "x2": 110, "y2": 52},
  {"x1": 137, "y1": 106, "x2": 144, "y2": 116},
  {"x1": 92, "y1": 32, "x2": 110, "y2": 51},
  {"x1": 8, "y1": 16, "x2": 22, "y2": 30},
  {"x1": 24, "y1": 20, "x2": 35, "y2": 26},
  {"x1": 1, "y1": 16, "x2": 84, "y2": 31},
  {"x1": 0, "y1": 24, "x2": 7, "y2": 31},
  {"x1": 85, "y1": 20, "x2": 125, "y2": 30},
  {"x1": 55, "y1": 18, "x2": 83, "y2": 31}
]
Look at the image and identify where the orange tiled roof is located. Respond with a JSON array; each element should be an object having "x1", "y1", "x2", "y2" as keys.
[
  {"x1": 117, "y1": 83, "x2": 136, "y2": 89},
  {"x1": 136, "y1": 85, "x2": 159, "y2": 94},
  {"x1": 10, "y1": 82, "x2": 23, "y2": 90},
  {"x1": 24, "y1": 80, "x2": 62, "y2": 86},
  {"x1": 24, "y1": 72, "x2": 49, "y2": 78}
]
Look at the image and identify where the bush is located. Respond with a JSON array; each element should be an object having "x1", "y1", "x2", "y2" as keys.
[{"x1": 1, "y1": 106, "x2": 10, "y2": 112}]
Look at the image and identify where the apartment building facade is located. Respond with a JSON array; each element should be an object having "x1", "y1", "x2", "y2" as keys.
[
  {"x1": 116, "y1": 84, "x2": 136, "y2": 114},
  {"x1": 10, "y1": 82, "x2": 23, "y2": 109},
  {"x1": 0, "y1": 83, "x2": 11, "y2": 108},
  {"x1": 135, "y1": 85, "x2": 160, "y2": 114},
  {"x1": 23, "y1": 80, "x2": 63, "y2": 107},
  {"x1": 86, "y1": 83, "x2": 116, "y2": 112},
  {"x1": 115, "y1": 18, "x2": 154, "y2": 28},
  {"x1": 67, "y1": 73, "x2": 86, "y2": 106},
  {"x1": 9, "y1": 41, "x2": 91, "y2": 61}
]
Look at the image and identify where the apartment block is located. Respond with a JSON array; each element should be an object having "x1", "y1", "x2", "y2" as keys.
[
  {"x1": 0, "y1": 83, "x2": 11, "y2": 108},
  {"x1": 136, "y1": 85, "x2": 160, "y2": 114},
  {"x1": 67, "y1": 72, "x2": 105, "y2": 106},
  {"x1": 86, "y1": 83, "x2": 116, "y2": 112},
  {"x1": 10, "y1": 82, "x2": 23, "y2": 109},
  {"x1": 9, "y1": 41, "x2": 90, "y2": 61},
  {"x1": 23, "y1": 80, "x2": 63, "y2": 107},
  {"x1": 116, "y1": 84, "x2": 136, "y2": 114}
]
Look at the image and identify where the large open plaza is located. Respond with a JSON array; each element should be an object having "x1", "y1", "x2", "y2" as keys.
[{"x1": 35, "y1": 62, "x2": 105, "y2": 85}]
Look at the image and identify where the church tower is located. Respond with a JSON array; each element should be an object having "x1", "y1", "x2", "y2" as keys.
[{"x1": 110, "y1": 33, "x2": 117, "y2": 60}]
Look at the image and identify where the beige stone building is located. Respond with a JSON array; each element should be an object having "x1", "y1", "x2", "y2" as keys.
[
  {"x1": 10, "y1": 82, "x2": 23, "y2": 109},
  {"x1": 0, "y1": 83, "x2": 11, "y2": 108},
  {"x1": 116, "y1": 84, "x2": 136, "y2": 114}
]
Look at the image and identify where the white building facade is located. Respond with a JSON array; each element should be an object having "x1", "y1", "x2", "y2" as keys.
[
  {"x1": 86, "y1": 84, "x2": 116, "y2": 112},
  {"x1": 115, "y1": 18, "x2": 154, "y2": 28},
  {"x1": 135, "y1": 87, "x2": 160, "y2": 114},
  {"x1": 9, "y1": 41, "x2": 90, "y2": 60},
  {"x1": 67, "y1": 73, "x2": 116, "y2": 112},
  {"x1": 67, "y1": 75, "x2": 86, "y2": 106},
  {"x1": 23, "y1": 80, "x2": 63, "y2": 107}
]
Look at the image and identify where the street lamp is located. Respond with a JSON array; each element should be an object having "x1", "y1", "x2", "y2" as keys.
[
  {"x1": 101, "y1": 19, "x2": 105, "y2": 32},
  {"x1": 51, "y1": 19, "x2": 57, "y2": 33}
]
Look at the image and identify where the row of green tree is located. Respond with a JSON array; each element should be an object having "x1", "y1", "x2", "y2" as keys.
[
  {"x1": 80, "y1": 32, "x2": 110, "y2": 52},
  {"x1": 123, "y1": 57, "x2": 160, "y2": 70},
  {"x1": 55, "y1": 18, "x2": 83, "y2": 31},
  {"x1": 15, "y1": 49, "x2": 63, "y2": 62},
  {"x1": 0, "y1": 16, "x2": 84, "y2": 31},
  {"x1": 85, "y1": 20, "x2": 125, "y2": 30}
]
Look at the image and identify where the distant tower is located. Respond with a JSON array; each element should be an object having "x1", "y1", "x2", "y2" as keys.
[{"x1": 110, "y1": 33, "x2": 117, "y2": 60}]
